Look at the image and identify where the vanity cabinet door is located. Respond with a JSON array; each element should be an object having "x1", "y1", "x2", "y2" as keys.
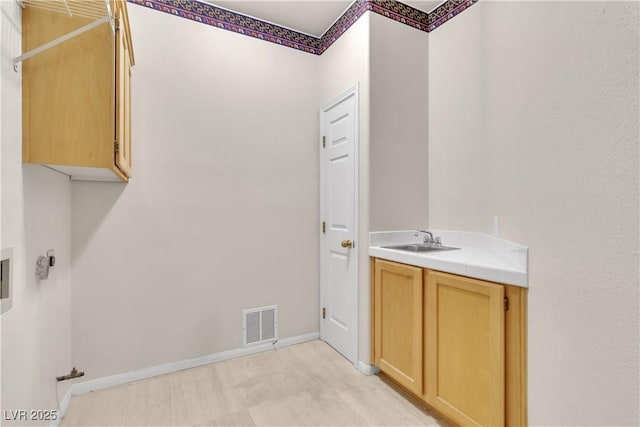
[
  {"x1": 373, "y1": 259, "x2": 423, "y2": 395},
  {"x1": 425, "y1": 271, "x2": 505, "y2": 427}
]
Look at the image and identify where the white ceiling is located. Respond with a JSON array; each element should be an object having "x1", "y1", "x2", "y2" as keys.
[
  {"x1": 403, "y1": 0, "x2": 444, "y2": 14},
  {"x1": 209, "y1": 1, "x2": 352, "y2": 37},
  {"x1": 206, "y1": 1, "x2": 445, "y2": 38}
]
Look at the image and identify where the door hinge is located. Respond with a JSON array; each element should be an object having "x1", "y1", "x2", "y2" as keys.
[
  {"x1": 504, "y1": 297, "x2": 509, "y2": 311},
  {"x1": 322, "y1": 307, "x2": 326, "y2": 319},
  {"x1": 114, "y1": 17, "x2": 120, "y2": 31},
  {"x1": 114, "y1": 140, "x2": 120, "y2": 153},
  {"x1": 322, "y1": 221, "x2": 326, "y2": 234},
  {"x1": 322, "y1": 136, "x2": 326, "y2": 148}
]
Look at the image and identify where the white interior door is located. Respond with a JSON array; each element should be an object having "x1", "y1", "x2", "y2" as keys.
[{"x1": 320, "y1": 85, "x2": 358, "y2": 364}]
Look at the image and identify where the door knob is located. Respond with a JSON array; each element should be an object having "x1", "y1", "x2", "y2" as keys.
[{"x1": 341, "y1": 240, "x2": 353, "y2": 248}]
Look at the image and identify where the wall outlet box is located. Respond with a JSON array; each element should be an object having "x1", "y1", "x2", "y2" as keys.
[{"x1": 1, "y1": 247, "x2": 14, "y2": 314}]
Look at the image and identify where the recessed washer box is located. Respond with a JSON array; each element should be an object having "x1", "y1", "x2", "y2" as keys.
[{"x1": 1, "y1": 247, "x2": 14, "y2": 314}]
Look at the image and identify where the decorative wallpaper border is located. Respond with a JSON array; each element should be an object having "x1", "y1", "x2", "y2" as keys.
[
  {"x1": 428, "y1": 0, "x2": 479, "y2": 32},
  {"x1": 127, "y1": 0, "x2": 477, "y2": 55},
  {"x1": 127, "y1": 0, "x2": 321, "y2": 53},
  {"x1": 369, "y1": 1, "x2": 430, "y2": 32},
  {"x1": 319, "y1": 0, "x2": 370, "y2": 55}
]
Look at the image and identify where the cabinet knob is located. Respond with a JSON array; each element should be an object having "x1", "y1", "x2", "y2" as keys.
[{"x1": 341, "y1": 240, "x2": 353, "y2": 248}]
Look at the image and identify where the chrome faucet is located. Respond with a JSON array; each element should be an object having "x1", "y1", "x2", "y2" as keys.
[{"x1": 414, "y1": 229, "x2": 434, "y2": 244}]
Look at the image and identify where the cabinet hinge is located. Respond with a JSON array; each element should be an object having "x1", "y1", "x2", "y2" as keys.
[
  {"x1": 322, "y1": 307, "x2": 326, "y2": 319},
  {"x1": 114, "y1": 17, "x2": 120, "y2": 31},
  {"x1": 322, "y1": 136, "x2": 326, "y2": 148},
  {"x1": 114, "y1": 140, "x2": 120, "y2": 153},
  {"x1": 322, "y1": 221, "x2": 326, "y2": 234},
  {"x1": 504, "y1": 297, "x2": 509, "y2": 311}
]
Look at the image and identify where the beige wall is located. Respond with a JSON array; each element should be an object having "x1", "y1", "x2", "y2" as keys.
[
  {"x1": 319, "y1": 14, "x2": 372, "y2": 364},
  {"x1": 6, "y1": 4, "x2": 637, "y2": 425},
  {"x1": 1, "y1": 1, "x2": 73, "y2": 422},
  {"x1": 429, "y1": 2, "x2": 639, "y2": 425},
  {"x1": 428, "y1": 3, "x2": 489, "y2": 232},
  {"x1": 370, "y1": 13, "x2": 429, "y2": 231},
  {"x1": 317, "y1": 11, "x2": 430, "y2": 366},
  {"x1": 71, "y1": 4, "x2": 321, "y2": 380}
]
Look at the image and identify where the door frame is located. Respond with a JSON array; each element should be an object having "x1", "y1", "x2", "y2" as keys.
[{"x1": 319, "y1": 83, "x2": 360, "y2": 366}]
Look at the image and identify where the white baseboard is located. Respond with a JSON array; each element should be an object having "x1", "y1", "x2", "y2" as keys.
[
  {"x1": 357, "y1": 361, "x2": 380, "y2": 376},
  {"x1": 56, "y1": 332, "x2": 319, "y2": 422}
]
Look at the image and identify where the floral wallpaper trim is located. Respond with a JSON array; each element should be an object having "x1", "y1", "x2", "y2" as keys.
[
  {"x1": 319, "y1": 0, "x2": 369, "y2": 54},
  {"x1": 127, "y1": 0, "x2": 322, "y2": 54},
  {"x1": 318, "y1": 0, "x2": 432, "y2": 54},
  {"x1": 127, "y1": 0, "x2": 477, "y2": 55},
  {"x1": 428, "y1": 0, "x2": 479, "y2": 31}
]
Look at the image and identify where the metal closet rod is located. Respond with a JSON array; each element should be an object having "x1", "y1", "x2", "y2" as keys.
[{"x1": 13, "y1": 0, "x2": 114, "y2": 71}]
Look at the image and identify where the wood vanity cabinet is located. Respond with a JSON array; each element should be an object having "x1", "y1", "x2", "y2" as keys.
[
  {"x1": 373, "y1": 259, "x2": 423, "y2": 395},
  {"x1": 22, "y1": 0, "x2": 134, "y2": 182},
  {"x1": 371, "y1": 258, "x2": 527, "y2": 427},
  {"x1": 425, "y1": 271, "x2": 505, "y2": 427}
]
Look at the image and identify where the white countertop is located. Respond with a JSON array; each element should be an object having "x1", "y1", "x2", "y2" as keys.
[{"x1": 369, "y1": 230, "x2": 528, "y2": 288}]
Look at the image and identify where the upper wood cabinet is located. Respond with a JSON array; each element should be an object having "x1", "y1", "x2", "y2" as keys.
[
  {"x1": 373, "y1": 259, "x2": 423, "y2": 396},
  {"x1": 21, "y1": 0, "x2": 135, "y2": 182},
  {"x1": 115, "y1": 4, "x2": 133, "y2": 178}
]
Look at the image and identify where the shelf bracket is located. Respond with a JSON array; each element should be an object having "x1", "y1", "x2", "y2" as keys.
[{"x1": 14, "y1": 15, "x2": 110, "y2": 72}]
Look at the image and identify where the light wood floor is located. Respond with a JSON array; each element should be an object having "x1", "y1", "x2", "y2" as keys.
[{"x1": 61, "y1": 340, "x2": 447, "y2": 426}]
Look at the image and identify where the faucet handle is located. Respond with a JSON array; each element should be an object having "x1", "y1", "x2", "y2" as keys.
[{"x1": 415, "y1": 229, "x2": 434, "y2": 244}]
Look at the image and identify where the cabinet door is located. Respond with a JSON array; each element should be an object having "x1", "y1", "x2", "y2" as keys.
[
  {"x1": 426, "y1": 271, "x2": 505, "y2": 427},
  {"x1": 115, "y1": 7, "x2": 132, "y2": 177},
  {"x1": 22, "y1": 6, "x2": 113, "y2": 167},
  {"x1": 374, "y1": 259, "x2": 423, "y2": 395}
]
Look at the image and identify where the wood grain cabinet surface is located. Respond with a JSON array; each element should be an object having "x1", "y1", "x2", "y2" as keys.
[
  {"x1": 373, "y1": 259, "x2": 423, "y2": 395},
  {"x1": 22, "y1": 0, "x2": 134, "y2": 182},
  {"x1": 370, "y1": 258, "x2": 527, "y2": 427},
  {"x1": 425, "y1": 271, "x2": 505, "y2": 427}
]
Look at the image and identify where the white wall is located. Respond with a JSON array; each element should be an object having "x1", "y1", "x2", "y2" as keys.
[
  {"x1": 319, "y1": 14, "x2": 371, "y2": 364},
  {"x1": 1, "y1": 1, "x2": 73, "y2": 423},
  {"x1": 428, "y1": 3, "x2": 488, "y2": 232},
  {"x1": 429, "y1": 2, "x2": 639, "y2": 425},
  {"x1": 71, "y1": 7, "x2": 429, "y2": 377},
  {"x1": 71, "y1": 4, "x2": 321, "y2": 380},
  {"x1": 6, "y1": 4, "x2": 635, "y2": 425},
  {"x1": 370, "y1": 13, "x2": 429, "y2": 231}
]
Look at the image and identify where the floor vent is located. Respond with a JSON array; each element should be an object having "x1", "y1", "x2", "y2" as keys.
[{"x1": 243, "y1": 305, "x2": 278, "y2": 347}]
